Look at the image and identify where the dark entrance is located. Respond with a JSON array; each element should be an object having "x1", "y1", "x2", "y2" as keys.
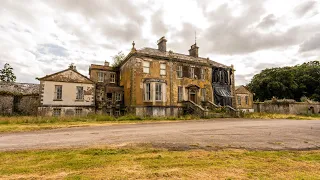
[{"x1": 189, "y1": 89, "x2": 196, "y2": 103}]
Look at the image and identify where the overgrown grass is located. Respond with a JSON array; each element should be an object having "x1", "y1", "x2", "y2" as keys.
[
  {"x1": 0, "y1": 147, "x2": 319, "y2": 179},
  {"x1": 244, "y1": 112, "x2": 320, "y2": 120},
  {"x1": 0, "y1": 114, "x2": 201, "y2": 133}
]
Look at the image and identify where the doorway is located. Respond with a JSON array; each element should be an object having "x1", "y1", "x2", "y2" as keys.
[{"x1": 189, "y1": 89, "x2": 197, "y2": 103}]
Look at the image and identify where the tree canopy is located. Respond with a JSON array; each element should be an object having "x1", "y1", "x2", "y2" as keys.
[
  {"x1": 111, "y1": 51, "x2": 126, "y2": 67},
  {"x1": 247, "y1": 61, "x2": 320, "y2": 102},
  {"x1": 0, "y1": 63, "x2": 16, "y2": 82}
]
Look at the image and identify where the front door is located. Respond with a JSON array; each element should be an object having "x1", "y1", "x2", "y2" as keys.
[{"x1": 189, "y1": 89, "x2": 196, "y2": 103}]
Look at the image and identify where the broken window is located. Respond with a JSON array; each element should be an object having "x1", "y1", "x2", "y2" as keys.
[
  {"x1": 144, "y1": 83, "x2": 151, "y2": 101},
  {"x1": 178, "y1": 86, "x2": 183, "y2": 102},
  {"x1": 110, "y1": 73, "x2": 116, "y2": 83},
  {"x1": 53, "y1": 108, "x2": 61, "y2": 116},
  {"x1": 76, "y1": 86, "x2": 84, "y2": 100},
  {"x1": 155, "y1": 83, "x2": 162, "y2": 101},
  {"x1": 160, "y1": 63, "x2": 166, "y2": 75},
  {"x1": 75, "y1": 108, "x2": 83, "y2": 116},
  {"x1": 177, "y1": 65, "x2": 183, "y2": 78},
  {"x1": 143, "y1": 61, "x2": 150, "y2": 73},
  {"x1": 54, "y1": 85, "x2": 62, "y2": 100},
  {"x1": 98, "y1": 72, "x2": 104, "y2": 82},
  {"x1": 115, "y1": 93, "x2": 122, "y2": 101}
]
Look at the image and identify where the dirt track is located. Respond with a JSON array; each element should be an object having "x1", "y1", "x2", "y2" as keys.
[{"x1": 0, "y1": 119, "x2": 319, "y2": 151}]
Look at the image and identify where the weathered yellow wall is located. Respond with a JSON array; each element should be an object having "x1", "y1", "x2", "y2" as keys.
[{"x1": 236, "y1": 93, "x2": 253, "y2": 109}]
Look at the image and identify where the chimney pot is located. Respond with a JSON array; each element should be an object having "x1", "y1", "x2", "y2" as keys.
[
  {"x1": 157, "y1": 36, "x2": 167, "y2": 52},
  {"x1": 189, "y1": 43, "x2": 199, "y2": 57},
  {"x1": 104, "y1": 61, "x2": 109, "y2": 66}
]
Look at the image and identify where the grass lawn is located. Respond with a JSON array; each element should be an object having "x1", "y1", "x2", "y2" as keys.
[
  {"x1": 0, "y1": 146, "x2": 319, "y2": 179},
  {"x1": 244, "y1": 112, "x2": 320, "y2": 120}
]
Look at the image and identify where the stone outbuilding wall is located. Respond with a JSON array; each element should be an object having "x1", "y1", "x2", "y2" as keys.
[
  {"x1": 254, "y1": 100, "x2": 320, "y2": 115},
  {"x1": 0, "y1": 82, "x2": 40, "y2": 115}
]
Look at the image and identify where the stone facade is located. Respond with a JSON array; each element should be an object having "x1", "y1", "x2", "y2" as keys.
[
  {"x1": 119, "y1": 37, "x2": 236, "y2": 117},
  {"x1": 235, "y1": 85, "x2": 254, "y2": 112},
  {"x1": 38, "y1": 65, "x2": 95, "y2": 116},
  {"x1": 89, "y1": 62, "x2": 125, "y2": 116},
  {"x1": 0, "y1": 82, "x2": 40, "y2": 115}
]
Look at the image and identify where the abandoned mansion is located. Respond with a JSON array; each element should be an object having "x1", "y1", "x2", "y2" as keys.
[{"x1": 0, "y1": 37, "x2": 237, "y2": 117}]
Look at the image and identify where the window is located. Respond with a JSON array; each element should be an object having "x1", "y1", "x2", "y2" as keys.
[
  {"x1": 76, "y1": 86, "x2": 84, "y2": 100},
  {"x1": 110, "y1": 73, "x2": 116, "y2": 83},
  {"x1": 144, "y1": 83, "x2": 151, "y2": 101},
  {"x1": 190, "y1": 67, "x2": 195, "y2": 79},
  {"x1": 115, "y1": 111, "x2": 120, "y2": 116},
  {"x1": 160, "y1": 63, "x2": 166, "y2": 75},
  {"x1": 155, "y1": 83, "x2": 162, "y2": 101},
  {"x1": 54, "y1": 85, "x2": 62, "y2": 100},
  {"x1": 200, "y1": 68, "x2": 205, "y2": 80},
  {"x1": 201, "y1": 88, "x2": 206, "y2": 101},
  {"x1": 245, "y1": 96, "x2": 249, "y2": 105},
  {"x1": 53, "y1": 108, "x2": 61, "y2": 117},
  {"x1": 178, "y1": 86, "x2": 183, "y2": 102},
  {"x1": 75, "y1": 109, "x2": 82, "y2": 116},
  {"x1": 107, "y1": 93, "x2": 113, "y2": 101},
  {"x1": 98, "y1": 72, "x2": 104, "y2": 82},
  {"x1": 237, "y1": 96, "x2": 241, "y2": 105},
  {"x1": 115, "y1": 93, "x2": 122, "y2": 101},
  {"x1": 143, "y1": 61, "x2": 150, "y2": 73},
  {"x1": 177, "y1": 65, "x2": 182, "y2": 78}
]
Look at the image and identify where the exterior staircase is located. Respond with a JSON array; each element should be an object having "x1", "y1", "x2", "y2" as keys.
[{"x1": 183, "y1": 100, "x2": 239, "y2": 118}]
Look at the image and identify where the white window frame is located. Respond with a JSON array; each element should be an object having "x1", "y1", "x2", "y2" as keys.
[
  {"x1": 201, "y1": 68, "x2": 205, "y2": 80},
  {"x1": 110, "y1": 73, "x2": 116, "y2": 83},
  {"x1": 190, "y1": 67, "x2": 195, "y2": 79},
  {"x1": 155, "y1": 83, "x2": 162, "y2": 101},
  {"x1": 98, "y1": 71, "x2": 104, "y2": 82},
  {"x1": 144, "y1": 83, "x2": 151, "y2": 101},
  {"x1": 160, "y1": 63, "x2": 166, "y2": 75},
  {"x1": 143, "y1": 61, "x2": 150, "y2": 73},
  {"x1": 178, "y1": 86, "x2": 183, "y2": 102},
  {"x1": 54, "y1": 85, "x2": 62, "y2": 100},
  {"x1": 177, "y1": 65, "x2": 182, "y2": 78},
  {"x1": 115, "y1": 93, "x2": 122, "y2": 101},
  {"x1": 76, "y1": 86, "x2": 84, "y2": 100}
]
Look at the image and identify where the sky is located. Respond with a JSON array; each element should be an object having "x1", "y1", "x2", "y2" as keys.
[{"x1": 0, "y1": 0, "x2": 319, "y2": 85}]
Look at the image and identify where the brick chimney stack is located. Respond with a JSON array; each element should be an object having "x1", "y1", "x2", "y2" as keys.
[
  {"x1": 189, "y1": 43, "x2": 199, "y2": 57},
  {"x1": 157, "y1": 36, "x2": 167, "y2": 52}
]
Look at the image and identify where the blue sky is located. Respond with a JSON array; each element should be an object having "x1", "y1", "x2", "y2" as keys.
[{"x1": 0, "y1": 0, "x2": 319, "y2": 85}]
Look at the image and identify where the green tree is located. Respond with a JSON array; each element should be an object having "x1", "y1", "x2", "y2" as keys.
[
  {"x1": 247, "y1": 61, "x2": 320, "y2": 102},
  {"x1": 111, "y1": 51, "x2": 126, "y2": 67},
  {"x1": 0, "y1": 63, "x2": 16, "y2": 82}
]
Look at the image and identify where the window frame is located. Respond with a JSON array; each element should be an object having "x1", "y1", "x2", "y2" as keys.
[
  {"x1": 237, "y1": 96, "x2": 241, "y2": 105},
  {"x1": 115, "y1": 93, "x2": 122, "y2": 101},
  {"x1": 144, "y1": 83, "x2": 151, "y2": 101},
  {"x1": 54, "y1": 85, "x2": 62, "y2": 100},
  {"x1": 200, "y1": 68, "x2": 205, "y2": 80},
  {"x1": 53, "y1": 108, "x2": 61, "y2": 117},
  {"x1": 110, "y1": 73, "x2": 116, "y2": 83},
  {"x1": 178, "y1": 86, "x2": 183, "y2": 102},
  {"x1": 190, "y1": 67, "x2": 195, "y2": 79},
  {"x1": 75, "y1": 108, "x2": 83, "y2": 116},
  {"x1": 143, "y1": 61, "x2": 150, "y2": 74},
  {"x1": 76, "y1": 86, "x2": 84, "y2": 100},
  {"x1": 177, "y1": 65, "x2": 183, "y2": 78},
  {"x1": 245, "y1": 96, "x2": 249, "y2": 105},
  {"x1": 98, "y1": 71, "x2": 104, "y2": 82},
  {"x1": 155, "y1": 83, "x2": 162, "y2": 101},
  {"x1": 160, "y1": 63, "x2": 166, "y2": 76},
  {"x1": 201, "y1": 88, "x2": 206, "y2": 101}
]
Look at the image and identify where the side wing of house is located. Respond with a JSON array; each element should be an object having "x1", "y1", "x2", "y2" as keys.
[
  {"x1": 235, "y1": 86, "x2": 254, "y2": 112},
  {"x1": 38, "y1": 68, "x2": 95, "y2": 116}
]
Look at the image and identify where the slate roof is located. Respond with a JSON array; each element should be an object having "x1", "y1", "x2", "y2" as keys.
[
  {"x1": 0, "y1": 82, "x2": 39, "y2": 95},
  {"x1": 134, "y1": 48, "x2": 230, "y2": 68}
]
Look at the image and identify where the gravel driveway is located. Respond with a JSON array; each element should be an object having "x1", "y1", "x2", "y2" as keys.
[{"x1": 0, "y1": 119, "x2": 319, "y2": 151}]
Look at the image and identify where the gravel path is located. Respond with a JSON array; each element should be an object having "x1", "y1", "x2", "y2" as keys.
[{"x1": 0, "y1": 119, "x2": 319, "y2": 151}]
